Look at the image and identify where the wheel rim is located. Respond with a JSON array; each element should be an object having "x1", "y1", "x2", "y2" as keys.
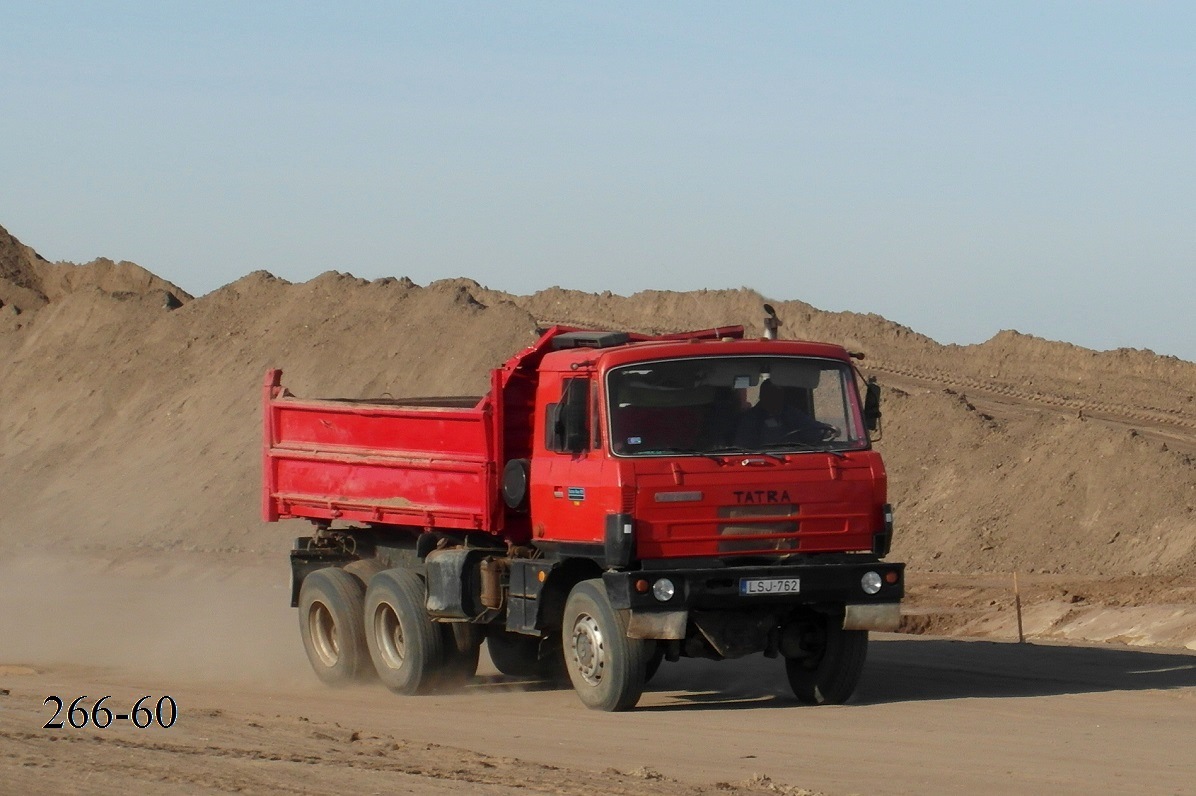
[
  {"x1": 374, "y1": 602, "x2": 406, "y2": 670},
  {"x1": 570, "y1": 612, "x2": 605, "y2": 686},
  {"x1": 308, "y1": 601, "x2": 340, "y2": 667}
]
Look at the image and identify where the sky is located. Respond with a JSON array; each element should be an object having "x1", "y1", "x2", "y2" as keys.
[{"x1": 2, "y1": 2, "x2": 1193, "y2": 361}]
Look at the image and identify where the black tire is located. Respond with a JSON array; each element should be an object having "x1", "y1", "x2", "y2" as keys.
[
  {"x1": 486, "y1": 630, "x2": 568, "y2": 682},
  {"x1": 486, "y1": 630, "x2": 541, "y2": 677},
  {"x1": 439, "y1": 624, "x2": 481, "y2": 687},
  {"x1": 501, "y1": 458, "x2": 531, "y2": 510},
  {"x1": 562, "y1": 579, "x2": 649, "y2": 711},
  {"x1": 784, "y1": 619, "x2": 868, "y2": 705},
  {"x1": 297, "y1": 567, "x2": 372, "y2": 686},
  {"x1": 364, "y1": 569, "x2": 444, "y2": 695},
  {"x1": 535, "y1": 630, "x2": 570, "y2": 685},
  {"x1": 645, "y1": 642, "x2": 666, "y2": 684}
]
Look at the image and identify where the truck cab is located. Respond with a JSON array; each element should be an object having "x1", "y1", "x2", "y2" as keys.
[{"x1": 531, "y1": 334, "x2": 890, "y2": 554}]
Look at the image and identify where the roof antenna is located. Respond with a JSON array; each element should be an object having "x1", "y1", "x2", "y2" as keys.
[{"x1": 763, "y1": 303, "x2": 781, "y2": 340}]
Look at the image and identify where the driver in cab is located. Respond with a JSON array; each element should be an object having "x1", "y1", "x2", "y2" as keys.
[{"x1": 733, "y1": 378, "x2": 836, "y2": 449}]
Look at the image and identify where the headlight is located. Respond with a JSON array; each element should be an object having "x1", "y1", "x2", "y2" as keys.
[
  {"x1": 652, "y1": 578, "x2": 676, "y2": 602},
  {"x1": 861, "y1": 571, "x2": 883, "y2": 595}
]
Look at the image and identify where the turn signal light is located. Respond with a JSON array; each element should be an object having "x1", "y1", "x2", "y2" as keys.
[
  {"x1": 634, "y1": 579, "x2": 650, "y2": 593},
  {"x1": 884, "y1": 571, "x2": 899, "y2": 584}
]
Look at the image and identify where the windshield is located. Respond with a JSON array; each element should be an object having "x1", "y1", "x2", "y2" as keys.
[{"x1": 606, "y1": 356, "x2": 867, "y2": 457}]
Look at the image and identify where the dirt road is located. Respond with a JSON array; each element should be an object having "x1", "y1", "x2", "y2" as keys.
[{"x1": 3, "y1": 557, "x2": 1194, "y2": 795}]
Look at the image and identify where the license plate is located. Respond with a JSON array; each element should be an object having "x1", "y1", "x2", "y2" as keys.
[{"x1": 739, "y1": 577, "x2": 801, "y2": 596}]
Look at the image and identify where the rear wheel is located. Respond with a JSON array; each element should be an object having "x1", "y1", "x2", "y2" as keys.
[
  {"x1": 784, "y1": 618, "x2": 868, "y2": 705},
  {"x1": 563, "y1": 579, "x2": 649, "y2": 711},
  {"x1": 364, "y1": 569, "x2": 444, "y2": 695},
  {"x1": 297, "y1": 567, "x2": 372, "y2": 686}
]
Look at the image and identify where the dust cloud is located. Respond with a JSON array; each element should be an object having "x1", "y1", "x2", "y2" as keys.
[{"x1": 0, "y1": 552, "x2": 311, "y2": 687}]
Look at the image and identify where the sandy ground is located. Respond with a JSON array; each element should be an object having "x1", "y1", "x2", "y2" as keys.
[{"x1": 3, "y1": 554, "x2": 1196, "y2": 796}]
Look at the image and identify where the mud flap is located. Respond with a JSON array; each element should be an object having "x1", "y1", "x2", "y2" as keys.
[
  {"x1": 625, "y1": 609, "x2": 688, "y2": 640},
  {"x1": 843, "y1": 602, "x2": 901, "y2": 631}
]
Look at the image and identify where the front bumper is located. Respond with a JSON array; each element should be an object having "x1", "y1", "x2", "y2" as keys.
[{"x1": 603, "y1": 559, "x2": 904, "y2": 612}]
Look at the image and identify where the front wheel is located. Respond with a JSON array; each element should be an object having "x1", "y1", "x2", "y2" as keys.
[
  {"x1": 784, "y1": 619, "x2": 868, "y2": 705},
  {"x1": 563, "y1": 579, "x2": 649, "y2": 711},
  {"x1": 364, "y1": 569, "x2": 444, "y2": 695}
]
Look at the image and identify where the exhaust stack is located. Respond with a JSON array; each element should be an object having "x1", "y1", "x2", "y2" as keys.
[{"x1": 763, "y1": 303, "x2": 780, "y2": 340}]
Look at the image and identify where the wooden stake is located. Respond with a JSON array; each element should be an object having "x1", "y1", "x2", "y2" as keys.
[{"x1": 1013, "y1": 571, "x2": 1025, "y2": 644}]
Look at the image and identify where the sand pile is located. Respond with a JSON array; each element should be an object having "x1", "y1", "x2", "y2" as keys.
[
  {"x1": 1, "y1": 225, "x2": 190, "y2": 335},
  {"x1": 0, "y1": 226, "x2": 50, "y2": 317},
  {"x1": 883, "y1": 386, "x2": 1196, "y2": 575},
  {"x1": 1, "y1": 223, "x2": 1193, "y2": 583}
]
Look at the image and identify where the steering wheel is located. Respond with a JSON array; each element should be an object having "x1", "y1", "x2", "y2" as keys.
[{"x1": 782, "y1": 424, "x2": 839, "y2": 443}]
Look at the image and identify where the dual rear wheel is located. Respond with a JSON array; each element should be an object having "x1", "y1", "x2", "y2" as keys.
[
  {"x1": 297, "y1": 568, "x2": 372, "y2": 685},
  {"x1": 297, "y1": 567, "x2": 478, "y2": 694},
  {"x1": 363, "y1": 569, "x2": 447, "y2": 694}
]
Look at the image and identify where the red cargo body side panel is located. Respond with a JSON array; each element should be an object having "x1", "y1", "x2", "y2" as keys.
[{"x1": 262, "y1": 370, "x2": 501, "y2": 533}]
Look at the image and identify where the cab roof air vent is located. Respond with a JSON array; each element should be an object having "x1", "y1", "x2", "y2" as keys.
[{"x1": 551, "y1": 331, "x2": 631, "y2": 350}]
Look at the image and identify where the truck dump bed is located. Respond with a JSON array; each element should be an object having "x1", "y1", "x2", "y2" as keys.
[{"x1": 261, "y1": 370, "x2": 502, "y2": 532}]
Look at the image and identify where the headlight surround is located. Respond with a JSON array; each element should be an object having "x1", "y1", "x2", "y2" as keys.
[{"x1": 652, "y1": 578, "x2": 676, "y2": 602}]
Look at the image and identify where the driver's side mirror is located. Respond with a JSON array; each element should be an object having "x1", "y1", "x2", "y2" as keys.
[{"x1": 864, "y1": 378, "x2": 882, "y2": 432}]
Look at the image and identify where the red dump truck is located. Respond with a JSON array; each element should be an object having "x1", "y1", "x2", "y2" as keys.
[{"x1": 262, "y1": 316, "x2": 902, "y2": 711}]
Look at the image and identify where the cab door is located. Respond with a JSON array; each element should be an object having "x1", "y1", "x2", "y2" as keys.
[{"x1": 530, "y1": 374, "x2": 616, "y2": 550}]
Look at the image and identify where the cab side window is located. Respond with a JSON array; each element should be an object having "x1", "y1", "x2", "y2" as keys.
[{"x1": 546, "y1": 377, "x2": 590, "y2": 453}]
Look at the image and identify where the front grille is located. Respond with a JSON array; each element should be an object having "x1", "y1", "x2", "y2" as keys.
[{"x1": 717, "y1": 504, "x2": 799, "y2": 553}]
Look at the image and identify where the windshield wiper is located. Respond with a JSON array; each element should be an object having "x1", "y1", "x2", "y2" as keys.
[
  {"x1": 636, "y1": 446, "x2": 732, "y2": 463},
  {"x1": 704, "y1": 445, "x2": 787, "y2": 462},
  {"x1": 764, "y1": 441, "x2": 847, "y2": 458}
]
